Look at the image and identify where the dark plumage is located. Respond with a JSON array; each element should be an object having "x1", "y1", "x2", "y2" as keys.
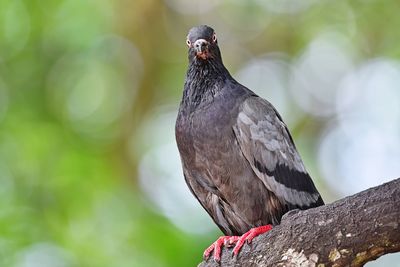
[{"x1": 175, "y1": 25, "x2": 324, "y2": 259}]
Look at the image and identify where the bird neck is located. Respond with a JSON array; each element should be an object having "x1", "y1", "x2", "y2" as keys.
[{"x1": 182, "y1": 58, "x2": 231, "y2": 110}]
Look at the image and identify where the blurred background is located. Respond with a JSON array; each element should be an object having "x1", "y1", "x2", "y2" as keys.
[{"x1": 0, "y1": 0, "x2": 399, "y2": 266}]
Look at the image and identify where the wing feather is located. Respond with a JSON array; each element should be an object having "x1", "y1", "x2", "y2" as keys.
[{"x1": 233, "y1": 96, "x2": 324, "y2": 208}]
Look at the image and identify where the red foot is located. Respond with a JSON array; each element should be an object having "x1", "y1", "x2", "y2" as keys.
[
  {"x1": 203, "y1": 236, "x2": 239, "y2": 262},
  {"x1": 232, "y1": 225, "x2": 273, "y2": 256}
]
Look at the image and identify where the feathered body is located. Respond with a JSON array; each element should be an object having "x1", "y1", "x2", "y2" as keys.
[{"x1": 175, "y1": 25, "x2": 323, "y2": 237}]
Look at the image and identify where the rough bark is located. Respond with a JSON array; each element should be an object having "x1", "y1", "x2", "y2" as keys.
[{"x1": 198, "y1": 178, "x2": 400, "y2": 267}]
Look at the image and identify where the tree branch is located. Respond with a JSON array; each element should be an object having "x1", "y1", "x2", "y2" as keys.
[{"x1": 199, "y1": 178, "x2": 400, "y2": 267}]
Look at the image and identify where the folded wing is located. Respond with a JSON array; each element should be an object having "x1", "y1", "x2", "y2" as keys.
[{"x1": 233, "y1": 96, "x2": 324, "y2": 209}]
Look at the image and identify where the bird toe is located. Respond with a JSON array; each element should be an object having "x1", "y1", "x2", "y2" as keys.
[
  {"x1": 203, "y1": 236, "x2": 235, "y2": 262},
  {"x1": 232, "y1": 225, "x2": 273, "y2": 256}
]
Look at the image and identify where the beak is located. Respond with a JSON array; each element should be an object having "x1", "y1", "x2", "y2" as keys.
[
  {"x1": 194, "y1": 39, "x2": 209, "y2": 53},
  {"x1": 194, "y1": 39, "x2": 210, "y2": 59}
]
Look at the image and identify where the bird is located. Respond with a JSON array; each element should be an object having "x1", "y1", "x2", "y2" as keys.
[{"x1": 175, "y1": 25, "x2": 324, "y2": 262}]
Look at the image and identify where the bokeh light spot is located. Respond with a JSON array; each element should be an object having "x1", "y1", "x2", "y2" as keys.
[
  {"x1": 47, "y1": 35, "x2": 142, "y2": 141},
  {"x1": 290, "y1": 31, "x2": 355, "y2": 117},
  {"x1": 319, "y1": 59, "x2": 400, "y2": 196},
  {"x1": 0, "y1": 0, "x2": 30, "y2": 59}
]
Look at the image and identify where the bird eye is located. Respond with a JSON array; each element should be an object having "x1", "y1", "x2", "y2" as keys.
[
  {"x1": 212, "y1": 33, "x2": 217, "y2": 43},
  {"x1": 186, "y1": 39, "x2": 191, "y2": 47}
]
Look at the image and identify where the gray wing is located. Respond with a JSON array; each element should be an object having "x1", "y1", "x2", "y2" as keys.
[{"x1": 233, "y1": 96, "x2": 323, "y2": 208}]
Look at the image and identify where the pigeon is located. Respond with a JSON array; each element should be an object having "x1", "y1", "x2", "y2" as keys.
[{"x1": 175, "y1": 25, "x2": 324, "y2": 262}]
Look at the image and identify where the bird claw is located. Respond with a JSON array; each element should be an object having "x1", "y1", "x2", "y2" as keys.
[
  {"x1": 232, "y1": 225, "x2": 273, "y2": 256},
  {"x1": 203, "y1": 236, "x2": 239, "y2": 262},
  {"x1": 203, "y1": 225, "x2": 273, "y2": 261}
]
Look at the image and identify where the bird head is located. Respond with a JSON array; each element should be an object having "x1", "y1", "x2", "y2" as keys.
[{"x1": 186, "y1": 25, "x2": 221, "y2": 62}]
